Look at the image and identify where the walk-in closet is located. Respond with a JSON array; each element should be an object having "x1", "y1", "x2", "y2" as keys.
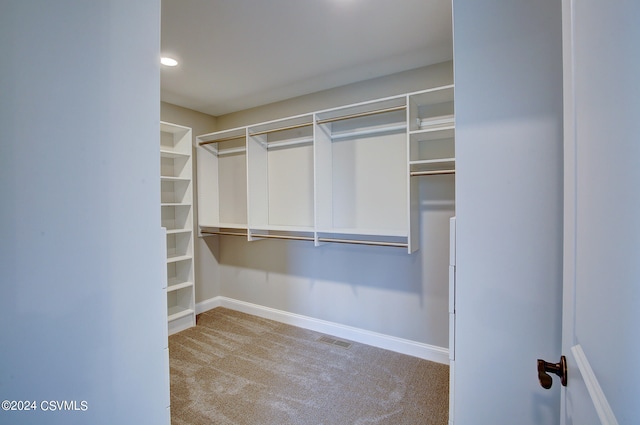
[{"x1": 160, "y1": 1, "x2": 456, "y2": 422}]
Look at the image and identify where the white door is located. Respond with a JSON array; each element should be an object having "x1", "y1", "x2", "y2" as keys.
[{"x1": 560, "y1": 1, "x2": 640, "y2": 423}]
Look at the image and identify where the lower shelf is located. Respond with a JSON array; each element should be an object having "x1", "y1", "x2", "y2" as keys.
[
  {"x1": 168, "y1": 305, "x2": 194, "y2": 322},
  {"x1": 167, "y1": 285, "x2": 195, "y2": 335},
  {"x1": 167, "y1": 254, "x2": 192, "y2": 264},
  {"x1": 168, "y1": 308, "x2": 195, "y2": 336},
  {"x1": 167, "y1": 279, "x2": 194, "y2": 292}
]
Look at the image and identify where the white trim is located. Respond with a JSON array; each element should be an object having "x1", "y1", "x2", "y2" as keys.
[
  {"x1": 195, "y1": 296, "x2": 223, "y2": 314},
  {"x1": 571, "y1": 345, "x2": 619, "y2": 425},
  {"x1": 561, "y1": 2, "x2": 577, "y2": 424},
  {"x1": 449, "y1": 359, "x2": 455, "y2": 425},
  {"x1": 196, "y1": 296, "x2": 449, "y2": 365},
  {"x1": 168, "y1": 314, "x2": 196, "y2": 336}
]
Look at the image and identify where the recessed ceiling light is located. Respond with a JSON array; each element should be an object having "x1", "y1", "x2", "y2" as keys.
[{"x1": 161, "y1": 57, "x2": 178, "y2": 67}]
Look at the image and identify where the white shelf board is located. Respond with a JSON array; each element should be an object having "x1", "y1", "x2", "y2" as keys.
[
  {"x1": 247, "y1": 112, "x2": 314, "y2": 135},
  {"x1": 408, "y1": 85, "x2": 455, "y2": 106},
  {"x1": 160, "y1": 149, "x2": 190, "y2": 159},
  {"x1": 160, "y1": 176, "x2": 191, "y2": 182},
  {"x1": 418, "y1": 114, "x2": 454, "y2": 127},
  {"x1": 410, "y1": 158, "x2": 456, "y2": 166},
  {"x1": 199, "y1": 224, "x2": 248, "y2": 238},
  {"x1": 200, "y1": 223, "x2": 248, "y2": 230},
  {"x1": 249, "y1": 224, "x2": 315, "y2": 233},
  {"x1": 198, "y1": 126, "x2": 246, "y2": 139},
  {"x1": 167, "y1": 279, "x2": 193, "y2": 292},
  {"x1": 167, "y1": 306, "x2": 194, "y2": 322},
  {"x1": 408, "y1": 83, "x2": 455, "y2": 96},
  {"x1": 410, "y1": 124, "x2": 455, "y2": 136},
  {"x1": 161, "y1": 121, "x2": 191, "y2": 133},
  {"x1": 166, "y1": 254, "x2": 192, "y2": 264},
  {"x1": 161, "y1": 202, "x2": 191, "y2": 207},
  {"x1": 315, "y1": 91, "x2": 407, "y2": 118},
  {"x1": 166, "y1": 229, "x2": 192, "y2": 235}
]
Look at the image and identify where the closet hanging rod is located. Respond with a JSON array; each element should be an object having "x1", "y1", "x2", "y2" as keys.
[
  {"x1": 317, "y1": 237, "x2": 408, "y2": 248},
  {"x1": 263, "y1": 137, "x2": 314, "y2": 150},
  {"x1": 199, "y1": 134, "x2": 245, "y2": 146},
  {"x1": 205, "y1": 231, "x2": 407, "y2": 248},
  {"x1": 316, "y1": 105, "x2": 406, "y2": 125},
  {"x1": 253, "y1": 234, "x2": 407, "y2": 248},
  {"x1": 410, "y1": 169, "x2": 456, "y2": 177},
  {"x1": 217, "y1": 146, "x2": 246, "y2": 156},
  {"x1": 251, "y1": 233, "x2": 315, "y2": 242},
  {"x1": 250, "y1": 122, "x2": 313, "y2": 136},
  {"x1": 330, "y1": 124, "x2": 406, "y2": 141},
  {"x1": 201, "y1": 231, "x2": 247, "y2": 237}
]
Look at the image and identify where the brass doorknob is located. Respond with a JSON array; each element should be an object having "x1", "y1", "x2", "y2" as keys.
[{"x1": 537, "y1": 356, "x2": 567, "y2": 389}]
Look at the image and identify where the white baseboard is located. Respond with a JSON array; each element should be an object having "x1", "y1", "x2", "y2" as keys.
[
  {"x1": 196, "y1": 296, "x2": 449, "y2": 365},
  {"x1": 571, "y1": 344, "x2": 619, "y2": 425},
  {"x1": 195, "y1": 296, "x2": 223, "y2": 314}
]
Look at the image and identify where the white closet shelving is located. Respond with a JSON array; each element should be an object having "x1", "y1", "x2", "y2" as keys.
[
  {"x1": 408, "y1": 86, "x2": 455, "y2": 176},
  {"x1": 161, "y1": 121, "x2": 195, "y2": 335},
  {"x1": 407, "y1": 85, "x2": 456, "y2": 251},
  {"x1": 248, "y1": 114, "x2": 315, "y2": 239},
  {"x1": 195, "y1": 84, "x2": 455, "y2": 253},
  {"x1": 315, "y1": 96, "x2": 409, "y2": 248},
  {"x1": 197, "y1": 127, "x2": 248, "y2": 233}
]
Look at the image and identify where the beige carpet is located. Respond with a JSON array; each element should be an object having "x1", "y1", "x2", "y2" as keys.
[{"x1": 169, "y1": 308, "x2": 449, "y2": 425}]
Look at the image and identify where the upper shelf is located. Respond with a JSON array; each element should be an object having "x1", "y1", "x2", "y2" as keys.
[
  {"x1": 413, "y1": 115, "x2": 455, "y2": 133},
  {"x1": 197, "y1": 127, "x2": 246, "y2": 156},
  {"x1": 409, "y1": 85, "x2": 454, "y2": 133},
  {"x1": 160, "y1": 149, "x2": 191, "y2": 159},
  {"x1": 249, "y1": 114, "x2": 313, "y2": 136},
  {"x1": 161, "y1": 121, "x2": 192, "y2": 155},
  {"x1": 316, "y1": 96, "x2": 406, "y2": 124},
  {"x1": 317, "y1": 97, "x2": 406, "y2": 139}
]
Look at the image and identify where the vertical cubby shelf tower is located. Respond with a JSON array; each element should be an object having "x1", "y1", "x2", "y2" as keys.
[
  {"x1": 407, "y1": 85, "x2": 456, "y2": 251},
  {"x1": 195, "y1": 84, "x2": 455, "y2": 253},
  {"x1": 160, "y1": 121, "x2": 196, "y2": 335}
]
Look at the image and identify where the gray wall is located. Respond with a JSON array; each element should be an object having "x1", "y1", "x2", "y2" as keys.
[
  {"x1": 217, "y1": 62, "x2": 453, "y2": 130},
  {"x1": 453, "y1": 0, "x2": 563, "y2": 423},
  {"x1": 0, "y1": 1, "x2": 167, "y2": 423},
  {"x1": 160, "y1": 102, "x2": 220, "y2": 304},
  {"x1": 211, "y1": 61, "x2": 454, "y2": 348}
]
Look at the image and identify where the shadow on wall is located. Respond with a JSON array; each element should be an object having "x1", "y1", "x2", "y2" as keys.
[
  {"x1": 220, "y1": 236, "x2": 421, "y2": 292},
  {"x1": 212, "y1": 174, "x2": 454, "y2": 296}
]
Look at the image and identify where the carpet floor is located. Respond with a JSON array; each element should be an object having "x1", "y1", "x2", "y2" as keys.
[{"x1": 169, "y1": 308, "x2": 449, "y2": 425}]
